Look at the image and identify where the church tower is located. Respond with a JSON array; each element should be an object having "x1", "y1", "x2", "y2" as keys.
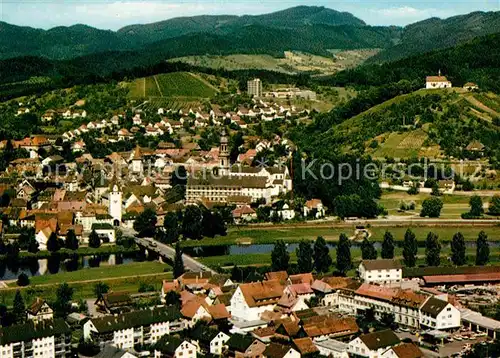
[
  {"x1": 131, "y1": 146, "x2": 144, "y2": 173},
  {"x1": 109, "y1": 183, "x2": 122, "y2": 226},
  {"x1": 219, "y1": 129, "x2": 230, "y2": 175}
]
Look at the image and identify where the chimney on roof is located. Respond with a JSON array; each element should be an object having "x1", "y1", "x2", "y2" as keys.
[{"x1": 438, "y1": 69, "x2": 442, "y2": 77}]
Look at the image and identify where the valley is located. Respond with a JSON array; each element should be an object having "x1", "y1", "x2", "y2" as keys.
[{"x1": 0, "y1": 4, "x2": 499, "y2": 357}]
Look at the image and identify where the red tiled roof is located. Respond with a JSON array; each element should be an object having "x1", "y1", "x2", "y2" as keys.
[
  {"x1": 305, "y1": 199, "x2": 322, "y2": 209},
  {"x1": 391, "y1": 343, "x2": 424, "y2": 358},
  {"x1": 355, "y1": 283, "x2": 398, "y2": 302},
  {"x1": 288, "y1": 283, "x2": 313, "y2": 296},
  {"x1": 239, "y1": 280, "x2": 284, "y2": 307},
  {"x1": 207, "y1": 303, "x2": 230, "y2": 320},
  {"x1": 289, "y1": 273, "x2": 314, "y2": 285},
  {"x1": 293, "y1": 337, "x2": 319, "y2": 355},
  {"x1": 423, "y1": 272, "x2": 500, "y2": 284},
  {"x1": 426, "y1": 76, "x2": 450, "y2": 82},
  {"x1": 303, "y1": 316, "x2": 358, "y2": 338},
  {"x1": 265, "y1": 271, "x2": 288, "y2": 282},
  {"x1": 162, "y1": 279, "x2": 181, "y2": 293}
]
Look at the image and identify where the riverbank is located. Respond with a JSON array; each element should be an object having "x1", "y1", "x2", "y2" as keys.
[
  {"x1": 0, "y1": 244, "x2": 139, "y2": 260},
  {"x1": 180, "y1": 225, "x2": 500, "y2": 248},
  {"x1": 198, "y1": 246, "x2": 500, "y2": 268},
  {"x1": 0, "y1": 261, "x2": 171, "y2": 306}
]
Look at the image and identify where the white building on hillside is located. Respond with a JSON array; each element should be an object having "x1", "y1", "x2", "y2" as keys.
[{"x1": 426, "y1": 71, "x2": 452, "y2": 89}]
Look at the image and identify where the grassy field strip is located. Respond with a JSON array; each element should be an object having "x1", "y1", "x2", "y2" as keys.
[
  {"x1": 199, "y1": 247, "x2": 500, "y2": 268},
  {"x1": 0, "y1": 262, "x2": 172, "y2": 306},
  {"x1": 4, "y1": 261, "x2": 170, "y2": 287},
  {"x1": 0, "y1": 273, "x2": 171, "y2": 306},
  {"x1": 180, "y1": 226, "x2": 500, "y2": 247},
  {"x1": 153, "y1": 75, "x2": 164, "y2": 96}
]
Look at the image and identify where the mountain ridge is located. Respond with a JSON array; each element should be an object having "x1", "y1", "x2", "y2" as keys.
[{"x1": 368, "y1": 10, "x2": 500, "y2": 63}]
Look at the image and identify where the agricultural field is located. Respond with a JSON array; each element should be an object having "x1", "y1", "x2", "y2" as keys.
[
  {"x1": 141, "y1": 98, "x2": 202, "y2": 112},
  {"x1": 128, "y1": 72, "x2": 218, "y2": 99},
  {"x1": 368, "y1": 128, "x2": 441, "y2": 159},
  {"x1": 377, "y1": 191, "x2": 473, "y2": 218},
  {"x1": 169, "y1": 49, "x2": 379, "y2": 76}
]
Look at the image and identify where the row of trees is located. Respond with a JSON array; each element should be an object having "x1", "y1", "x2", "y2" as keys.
[
  {"x1": 134, "y1": 206, "x2": 230, "y2": 242},
  {"x1": 269, "y1": 230, "x2": 491, "y2": 274},
  {"x1": 271, "y1": 237, "x2": 332, "y2": 273},
  {"x1": 420, "y1": 195, "x2": 500, "y2": 219},
  {"x1": 362, "y1": 229, "x2": 490, "y2": 267}
]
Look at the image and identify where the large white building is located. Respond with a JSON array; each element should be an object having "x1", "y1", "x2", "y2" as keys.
[
  {"x1": 358, "y1": 259, "x2": 403, "y2": 287},
  {"x1": 0, "y1": 319, "x2": 71, "y2": 358},
  {"x1": 247, "y1": 78, "x2": 263, "y2": 98},
  {"x1": 186, "y1": 132, "x2": 292, "y2": 204},
  {"x1": 337, "y1": 283, "x2": 461, "y2": 330},
  {"x1": 83, "y1": 307, "x2": 186, "y2": 350}
]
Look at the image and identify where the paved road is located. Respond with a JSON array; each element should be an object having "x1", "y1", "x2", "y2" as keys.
[{"x1": 135, "y1": 237, "x2": 215, "y2": 274}]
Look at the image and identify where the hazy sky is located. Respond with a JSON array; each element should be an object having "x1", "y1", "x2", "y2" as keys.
[{"x1": 0, "y1": 0, "x2": 498, "y2": 30}]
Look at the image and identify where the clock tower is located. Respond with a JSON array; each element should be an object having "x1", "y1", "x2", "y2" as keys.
[
  {"x1": 219, "y1": 129, "x2": 230, "y2": 175},
  {"x1": 109, "y1": 183, "x2": 122, "y2": 226}
]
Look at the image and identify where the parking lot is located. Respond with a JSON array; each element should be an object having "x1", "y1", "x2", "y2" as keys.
[{"x1": 396, "y1": 329, "x2": 488, "y2": 357}]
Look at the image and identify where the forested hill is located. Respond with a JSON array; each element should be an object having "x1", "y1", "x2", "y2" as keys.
[
  {"x1": 119, "y1": 6, "x2": 366, "y2": 41},
  {"x1": 0, "y1": 6, "x2": 378, "y2": 60},
  {"x1": 2, "y1": 7, "x2": 499, "y2": 64},
  {"x1": 322, "y1": 32, "x2": 500, "y2": 93},
  {"x1": 370, "y1": 11, "x2": 500, "y2": 63}
]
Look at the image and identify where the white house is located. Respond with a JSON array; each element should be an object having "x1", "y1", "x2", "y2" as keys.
[
  {"x1": 419, "y1": 296, "x2": 461, "y2": 330},
  {"x1": 348, "y1": 330, "x2": 400, "y2": 358},
  {"x1": 154, "y1": 337, "x2": 197, "y2": 358},
  {"x1": 26, "y1": 298, "x2": 54, "y2": 323},
  {"x1": 263, "y1": 343, "x2": 301, "y2": 358},
  {"x1": 358, "y1": 259, "x2": 403, "y2": 287},
  {"x1": 90, "y1": 223, "x2": 116, "y2": 243},
  {"x1": 190, "y1": 326, "x2": 230, "y2": 355},
  {"x1": 35, "y1": 227, "x2": 53, "y2": 251},
  {"x1": 271, "y1": 203, "x2": 295, "y2": 220},
  {"x1": 230, "y1": 281, "x2": 284, "y2": 321},
  {"x1": 303, "y1": 199, "x2": 325, "y2": 218}
]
